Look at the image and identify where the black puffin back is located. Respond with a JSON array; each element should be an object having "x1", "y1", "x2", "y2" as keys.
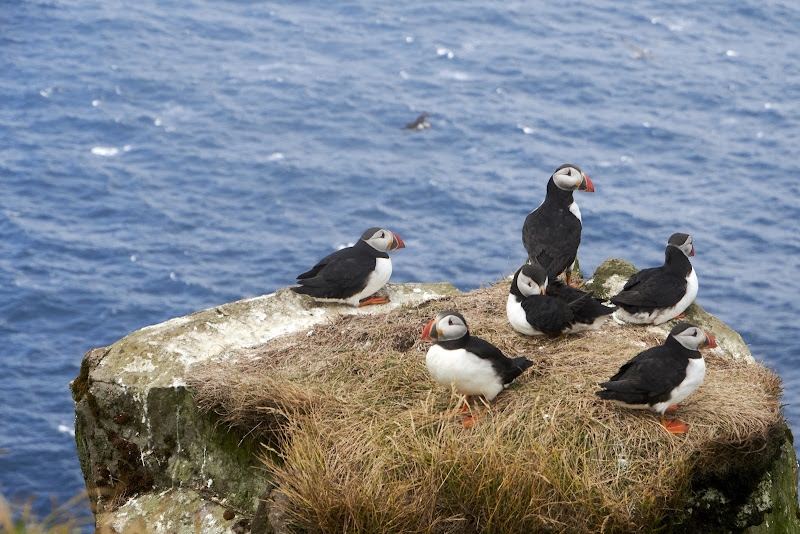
[
  {"x1": 548, "y1": 280, "x2": 616, "y2": 323},
  {"x1": 610, "y1": 245, "x2": 692, "y2": 310},
  {"x1": 664, "y1": 244, "x2": 692, "y2": 278}
]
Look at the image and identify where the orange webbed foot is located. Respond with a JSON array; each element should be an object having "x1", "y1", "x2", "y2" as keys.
[
  {"x1": 665, "y1": 404, "x2": 679, "y2": 413},
  {"x1": 358, "y1": 296, "x2": 390, "y2": 307},
  {"x1": 661, "y1": 415, "x2": 689, "y2": 434},
  {"x1": 670, "y1": 312, "x2": 686, "y2": 320},
  {"x1": 455, "y1": 396, "x2": 471, "y2": 414}
]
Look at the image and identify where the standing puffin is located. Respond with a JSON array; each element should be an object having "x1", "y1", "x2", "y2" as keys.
[
  {"x1": 507, "y1": 264, "x2": 616, "y2": 336},
  {"x1": 595, "y1": 322, "x2": 716, "y2": 433},
  {"x1": 291, "y1": 227, "x2": 405, "y2": 307},
  {"x1": 421, "y1": 310, "x2": 533, "y2": 426},
  {"x1": 611, "y1": 233, "x2": 697, "y2": 325},
  {"x1": 522, "y1": 164, "x2": 594, "y2": 287}
]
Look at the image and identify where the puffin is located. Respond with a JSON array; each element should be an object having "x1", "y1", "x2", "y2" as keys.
[
  {"x1": 611, "y1": 233, "x2": 697, "y2": 325},
  {"x1": 595, "y1": 322, "x2": 716, "y2": 433},
  {"x1": 421, "y1": 310, "x2": 533, "y2": 427},
  {"x1": 507, "y1": 264, "x2": 616, "y2": 336},
  {"x1": 291, "y1": 227, "x2": 405, "y2": 307},
  {"x1": 403, "y1": 112, "x2": 431, "y2": 132},
  {"x1": 522, "y1": 164, "x2": 595, "y2": 287}
]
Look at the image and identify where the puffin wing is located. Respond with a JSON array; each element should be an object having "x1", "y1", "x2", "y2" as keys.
[
  {"x1": 611, "y1": 268, "x2": 687, "y2": 308},
  {"x1": 296, "y1": 255, "x2": 376, "y2": 295},
  {"x1": 465, "y1": 336, "x2": 532, "y2": 384},
  {"x1": 601, "y1": 346, "x2": 687, "y2": 399},
  {"x1": 550, "y1": 281, "x2": 616, "y2": 319},
  {"x1": 520, "y1": 295, "x2": 574, "y2": 334},
  {"x1": 296, "y1": 248, "x2": 349, "y2": 279}
]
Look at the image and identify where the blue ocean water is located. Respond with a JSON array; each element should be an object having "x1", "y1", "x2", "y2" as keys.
[{"x1": 2, "y1": 0, "x2": 799, "y2": 525}]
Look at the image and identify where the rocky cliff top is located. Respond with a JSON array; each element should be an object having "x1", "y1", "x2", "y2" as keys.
[{"x1": 72, "y1": 260, "x2": 798, "y2": 533}]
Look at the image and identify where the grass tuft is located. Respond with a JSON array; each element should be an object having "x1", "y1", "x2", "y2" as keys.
[
  {"x1": 0, "y1": 489, "x2": 89, "y2": 534},
  {"x1": 189, "y1": 283, "x2": 784, "y2": 533}
]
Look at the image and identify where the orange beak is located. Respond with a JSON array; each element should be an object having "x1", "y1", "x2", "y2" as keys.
[
  {"x1": 390, "y1": 233, "x2": 406, "y2": 251},
  {"x1": 421, "y1": 319, "x2": 437, "y2": 341},
  {"x1": 580, "y1": 174, "x2": 595, "y2": 192},
  {"x1": 701, "y1": 332, "x2": 717, "y2": 349},
  {"x1": 689, "y1": 244, "x2": 695, "y2": 257}
]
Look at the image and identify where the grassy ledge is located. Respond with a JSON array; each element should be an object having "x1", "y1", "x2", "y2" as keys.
[{"x1": 189, "y1": 281, "x2": 787, "y2": 533}]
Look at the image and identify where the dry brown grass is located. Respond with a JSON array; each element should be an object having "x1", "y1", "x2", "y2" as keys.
[
  {"x1": 0, "y1": 489, "x2": 89, "y2": 534},
  {"x1": 188, "y1": 283, "x2": 783, "y2": 533}
]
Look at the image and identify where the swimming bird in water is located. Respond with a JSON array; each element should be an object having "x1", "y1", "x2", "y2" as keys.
[{"x1": 403, "y1": 112, "x2": 431, "y2": 132}]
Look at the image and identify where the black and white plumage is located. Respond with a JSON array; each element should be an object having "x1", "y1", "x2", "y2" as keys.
[
  {"x1": 403, "y1": 112, "x2": 431, "y2": 132},
  {"x1": 291, "y1": 227, "x2": 405, "y2": 307},
  {"x1": 421, "y1": 310, "x2": 533, "y2": 404},
  {"x1": 611, "y1": 233, "x2": 697, "y2": 325},
  {"x1": 507, "y1": 264, "x2": 616, "y2": 336},
  {"x1": 522, "y1": 164, "x2": 594, "y2": 287},
  {"x1": 595, "y1": 322, "x2": 716, "y2": 433}
]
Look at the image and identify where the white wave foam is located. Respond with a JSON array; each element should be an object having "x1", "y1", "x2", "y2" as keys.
[
  {"x1": 267, "y1": 152, "x2": 284, "y2": 161},
  {"x1": 437, "y1": 47, "x2": 455, "y2": 59},
  {"x1": 517, "y1": 123, "x2": 534, "y2": 135},
  {"x1": 91, "y1": 146, "x2": 119, "y2": 157},
  {"x1": 58, "y1": 424, "x2": 75, "y2": 437},
  {"x1": 439, "y1": 70, "x2": 471, "y2": 81}
]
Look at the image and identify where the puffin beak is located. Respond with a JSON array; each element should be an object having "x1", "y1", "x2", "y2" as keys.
[
  {"x1": 700, "y1": 332, "x2": 717, "y2": 349},
  {"x1": 421, "y1": 319, "x2": 437, "y2": 340},
  {"x1": 389, "y1": 233, "x2": 406, "y2": 251},
  {"x1": 689, "y1": 244, "x2": 695, "y2": 257},
  {"x1": 540, "y1": 285, "x2": 547, "y2": 296},
  {"x1": 579, "y1": 174, "x2": 595, "y2": 193}
]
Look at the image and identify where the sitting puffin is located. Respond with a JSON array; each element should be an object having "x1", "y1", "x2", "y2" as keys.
[
  {"x1": 421, "y1": 310, "x2": 533, "y2": 427},
  {"x1": 611, "y1": 233, "x2": 697, "y2": 325},
  {"x1": 291, "y1": 227, "x2": 405, "y2": 306},
  {"x1": 507, "y1": 264, "x2": 616, "y2": 336},
  {"x1": 595, "y1": 322, "x2": 716, "y2": 433},
  {"x1": 522, "y1": 164, "x2": 594, "y2": 287}
]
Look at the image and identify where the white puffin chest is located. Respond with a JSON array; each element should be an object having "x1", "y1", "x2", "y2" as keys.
[
  {"x1": 653, "y1": 356, "x2": 706, "y2": 413},
  {"x1": 425, "y1": 345, "x2": 504, "y2": 401},
  {"x1": 568, "y1": 200, "x2": 582, "y2": 222},
  {"x1": 506, "y1": 295, "x2": 544, "y2": 336},
  {"x1": 355, "y1": 257, "x2": 392, "y2": 299}
]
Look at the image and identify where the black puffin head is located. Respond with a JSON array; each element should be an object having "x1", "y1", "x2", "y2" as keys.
[
  {"x1": 421, "y1": 310, "x2": 469, "y2": 342},
  {"x1": 360, "y1": 227, "x2": 406, "y2": 252},
  {"x1": 667, "y1": 233, "x2": 694, "y2": 258},
  {"x1": 511, "y1": 264, "x2": 548, "y2": 298},
  {"x1": 551, "y1": 164, "x2": 594, "y2": 193},
  {"x1": 668, "y1": 322, "x2": 716, "y2": 351}
]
